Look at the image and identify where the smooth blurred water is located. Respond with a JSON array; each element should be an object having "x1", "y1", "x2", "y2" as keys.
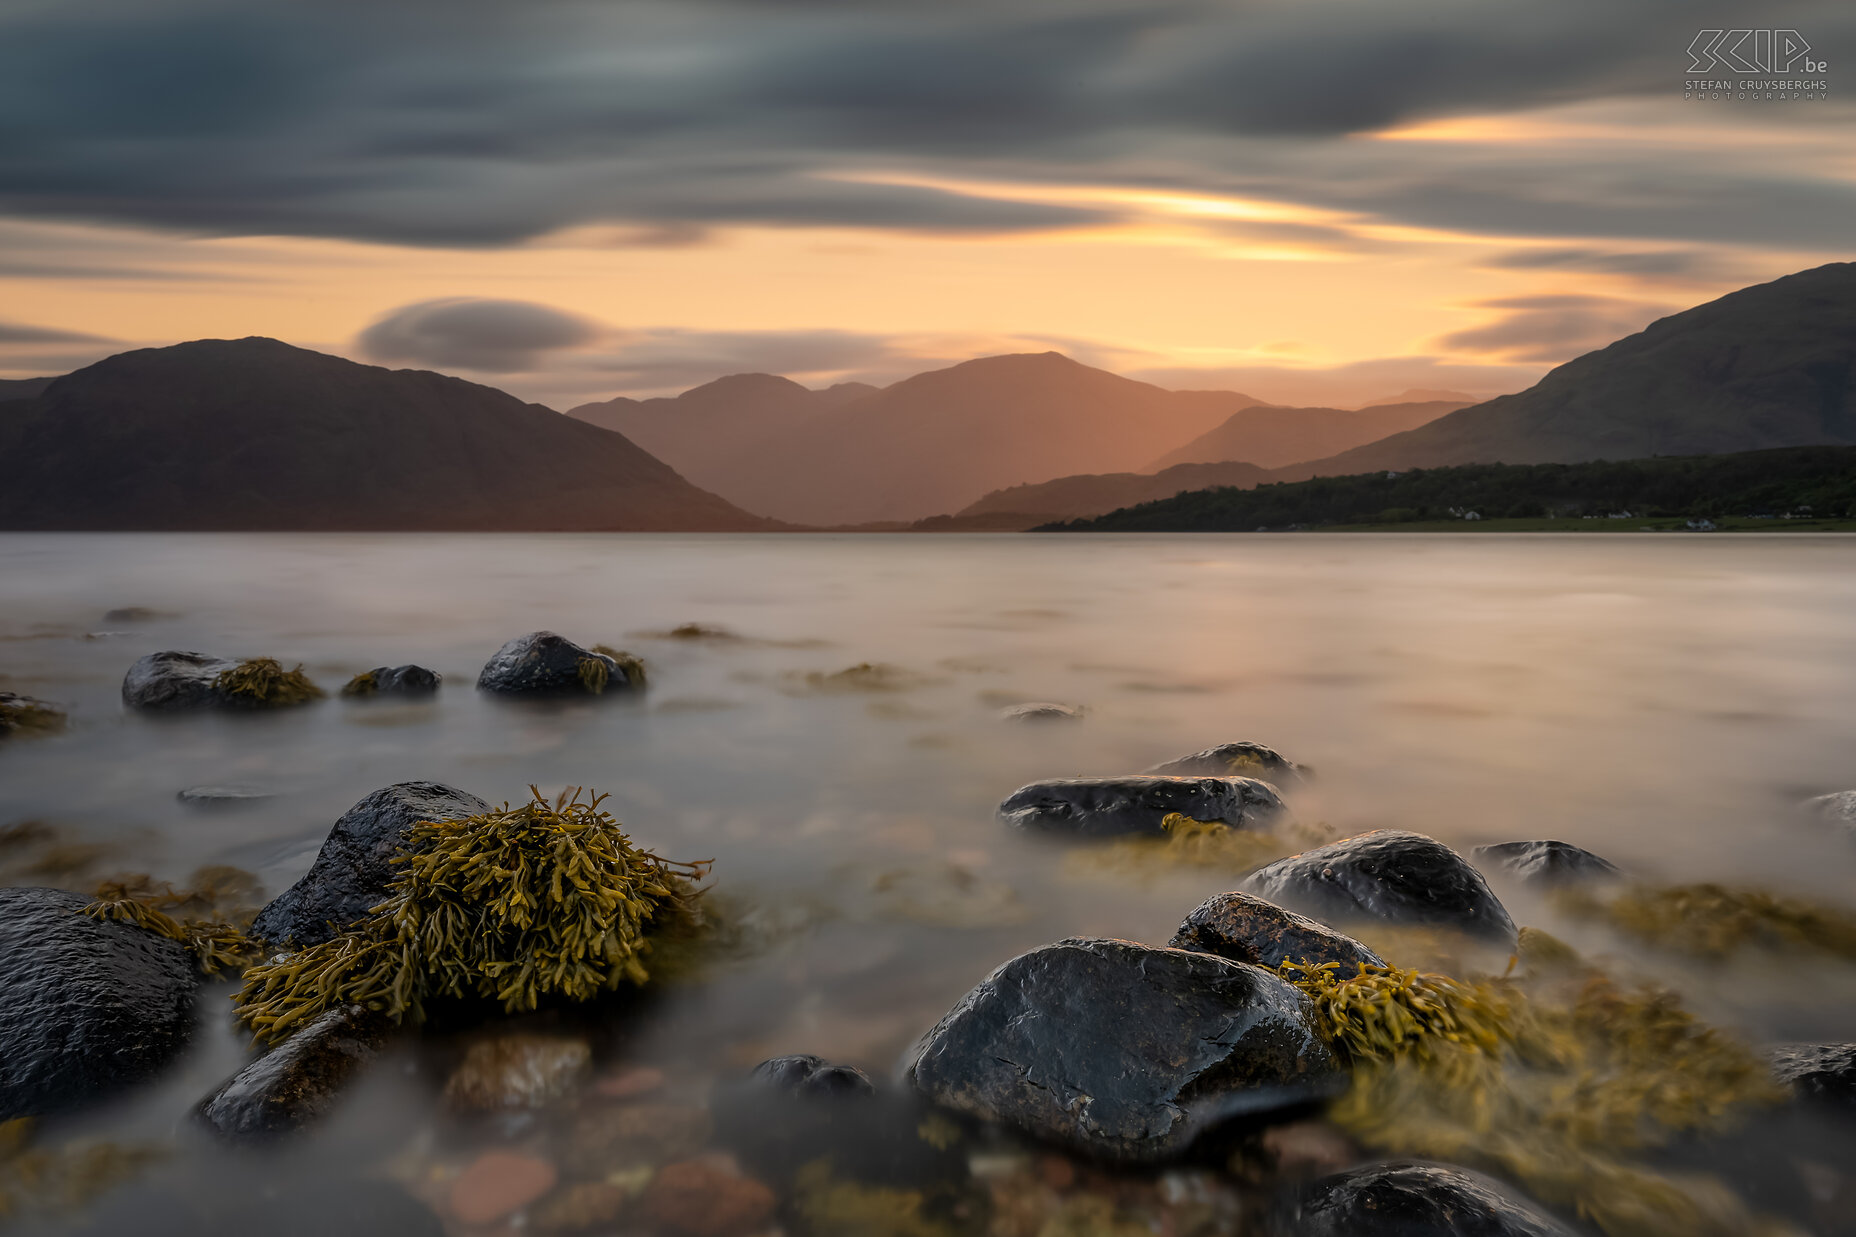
[{"x1": 4, "y1": 532, "x2": 1856, "y2": 1227}]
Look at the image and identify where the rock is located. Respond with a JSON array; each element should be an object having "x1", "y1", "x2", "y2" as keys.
[
  {"x1": 1473, "y1": 840, "x2": 1619, "y2": 886},
  {"x1": 443, "y1": 1034, "x2": 592, "y2": 1112},
  {"x1": 750, "y1": 1053, "x2": 876, "y2": 1099},
  {"x1": 1273, "y1": 1161, "x2": 1571, "y2": 1237},
  {"x1": 1803, "y1": 791, "x2": 1856, "y2": 832},
  {"x1": 103, "y1": 607, "x2": 162, "y2": 624},
  {"x1": 906, "y1": 937, "x2": 1341, "y2": 1163},
  {"x1": 0, "y1": 886, "x2": 198, "y2": 1120},
  {"x1": 562, "y1": 1103, "x2": 714, "y2": 1177},
  {"x1": 120, "y1": 650, "x2": 241, "y2": 710},
  {"x1": 1769, "y1": 1043, "x2": 1856, "y2": 1112},
  {"x1": 640, "y1": 1157, "x2": 778, "y2": 1237},
  {"x1": 998, "y1": 702, "x2": 1085, "y2": 723},
  {"x1": 1171, "y1": 892, "x2": 1386, "y2": 973},
  {"x1": 594, "y1": 1065, "x2": 667, "y2": 1099},
  {"x1": 532, "y1": 1182, "x2": 632, "y2": 1233},
  {"x1": 450, "y1": 1150, "x2": 559, "y2": 1225},
  {"x1": 1244, "y1": 831, "x2": 1517, "y2": 945},
  {"x1": 196, "y1": 1004, "x2": 389, "y2": 1140},
  {"x1": 250, "y1": 781, "x2": 490, "y2": 947},
  {"x1": 177, "y1": 783, "x2": 278, "y2": 809},
  {"x1": 1146, "y1": 742, "x2": 1308, "y2": 784},
  {"x1": 342, "y1": 664, "x2": 441, "y2": 697},
  {"x1": 997, "y1": 776, "x2": 1286, "y2": 838},
  {"x1": 1259, "y1": 1121, "x2": 1360, "y2": 1180},
  {"x1": 0, "y1": 691, "x2": 64, "y2": 738},
  {"x1": 476, "y1": 631, "x2": 638, "y2": 696}
]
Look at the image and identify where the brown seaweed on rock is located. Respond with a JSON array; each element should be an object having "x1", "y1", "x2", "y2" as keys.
[
  {"x1": 83, "y1": 867, "x2": 264, "y2": 975},
  {"x1": 212, "y1": 658, "x2": 324, "y2": 707},
  {"x1": 1554, "y1": 881, "x2": 1856, "y2": 963},
  {"x1": 0, "y1": 693, "x2": 65, "y2": 738}
]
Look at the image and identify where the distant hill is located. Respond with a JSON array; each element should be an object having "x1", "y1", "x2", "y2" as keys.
[
  {"x1": 576, "y1": 352, "x2": 1264, "y2": 524},
  {"x1": 1277, "y1": 263, "x2": 1856, "y2": 480},
  {"x1": 0, "y1": 338, "x2": 770, "y2": 530},
  {"x1": 1044, "y1": 446, "x2": 1856, "y2": 532},
  {"x1": 951, "y1": 460, "x2": 1277, "y2": 527},
  {"x1": 0, "y1": 376, "x2": 55, "y2": 400},
  {"x1": 1147, "y1": 399, "x2": 1466, "y2": 471},
  {"x1": 1359, "y1": 388, "x2": 1479, "y2": 407}
]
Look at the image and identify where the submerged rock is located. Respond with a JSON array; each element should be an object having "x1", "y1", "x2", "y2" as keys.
[
  {"x1": 1171, "y1": 891, "x2": 1386, "y2": 973},
  {"x1": 102, "y1": 606, "x2": 162, "y2": 624},
  {"x1": 1245, "y1": 831, "x2": 1517, "y2": 945},
  {"x1": 998, "y1": 776, "x2": 1285, "y2": 838},
  {"x1": 998, "y1": 702, "x2": 1085, "y2": 723},
  {"x1": 1146, "y1": 742, "x2": 1308, "y2": 784},
  {"x1": 477, "y1": 631, "x2": 639, "y2": 695},
  {"x1": 196, "y1": 1004, "x2": 390, "y2": 1140},
  {"x1": 906, "y1": 937, "x2": 1340, "y2": 1163},
  {"x1": 0, "y1": 691, "x2": 65, "y2": 738},
  {"x1": 0, "y1": 886, "x2": 198, "y2": 1120},
  {"x1": 1473, "y1": 840, "x2": 1620, "y2": 886},
  {"x1": 1802, "y1": 791, "x2": 1856, "y2": 834},
  {"x1": 444, "y1": 1033, "x2": 592, "y2": 1112},
  {"x1": 562, "y1": 1102, "x2": 714, "y2": 1177},
  {"x1": 641, "y1": 1158, "x2": 779, "y2": 1237},
  {"x1": 177, "y1": 783, "x2": 278, "y2": 809},
  {"x1": 342, "y1": 664, "x2": 441, "y2": 697},
  {"x1": 1769, "y1": 1042, "x2": 1856, "y2": 1113},
  {"x1": 250, "y1": 781, "x2": 490, "y2": 947},
  {"x1": 1275, "y1": 1161, "x2": 1571, "y2": 1237},
  {"x1": 750, "y1": 1053, "x2": 876, "y2": 1100}
]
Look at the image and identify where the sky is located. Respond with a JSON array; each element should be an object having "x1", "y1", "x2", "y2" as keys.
[{"x1": 1, "y1": 0, "x2": 1850, "y2": 408}]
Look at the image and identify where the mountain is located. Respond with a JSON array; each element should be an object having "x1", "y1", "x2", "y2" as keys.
[
  {"x1": 0, "y1": 376, "x2": 55, "y2": 400},
  {"x1": 0, "y1": 338, "x2": 770, "y2": 530},
  {"x1": 1146, "y1": 399, "x2": 1467, "y2": 471},
  {"x1": 1276, "y1": 263, "x2": 1856, "y2": 480},
  {"x1": 570, "y1": 353, "x2": 1263, "y2": 525},
  {"x1": 567, "y1": 373, "x2": 875, "y2": 502},
  {"x1": 950, "y1": 460, "x2": 1277, "y2": 527},
  {"x1": 1359, "y1": 388, "x2": 1478, "y2": 407}
]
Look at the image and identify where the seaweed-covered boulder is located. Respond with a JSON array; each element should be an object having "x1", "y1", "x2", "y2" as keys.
[
  {"x1": 342, "y1": 664, "x2": 441, "y2": 697},
  {"x1": 998, "y1": 776, "x2": 1285, "y2": 838},
  {"x1": 1473, "y1": 840, "x2": 1619, "y2": 887},
  {"x1": 0, "y1": 887, "x2": 198, "y2": 1120},
  {"x1": 121, "y1": 650, "x2": 241, "y2": 709},
  {"x1": 0, "y1": 691, "x2": 65, "y2": 738},
  {"x1": 906, "y1": 937, "x2": 1340, "y2": 1163},
  {"x1": 196, "y1": 1004, "x2": 390, "y2": 1141},
  {"x1": 250, "y1": 781, "x2": 490, "y2": 948},
  {"x1": 1274, "y1": 1162, "x2": 1571, "y2": 1237},
  {"x1": 1768, "y1": 1043, "x2": 1856, "y2": 1113},
  {"x1": 1245, "y1": 831, "x2": 1517, "y2": 945},
  {"x1": 1172, "y1": 892, "x2": 1385, "y2": 973},
  {"x1": 1146, "y1": 742, "x2": 1307, "y2": 784},
  {"x1": 476, "y1": 631, "x2": 639, "y2": 696}
]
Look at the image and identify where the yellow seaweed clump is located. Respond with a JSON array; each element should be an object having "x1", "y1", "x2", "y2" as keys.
[
  {"x1": 1555, "y1": 881, "x2": 1856, "y2": 963},
  {"x1": 1282, "y1": 947, "x2": 1790, "y2": 1237},
  {"x1": 213, "y1": 657, "x2": 324, "y2": 707},
  {"x1": 233, "y1": 787, "x2": 708, "y2": 1044},
  {"x1": 83, "y1": 866, "x2": 263, "y2": 975},
  {"x1": 0, "y1": 694, "x2": 65, "y2": 738},
  {"x1": 591, "y1": 645, "x2": 648, "y2": 689},
  {"x1": 340, "y1": 670, "x2": 379, "y2": 697},
  {"x1": 1062, "y1": 813, "x2": 1321, "y2": 884}
]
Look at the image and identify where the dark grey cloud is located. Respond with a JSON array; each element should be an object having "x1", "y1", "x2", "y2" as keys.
[
  {"x1": 1, "y1": 0, "x2": 1850, "y2": 248},
  {"x1": 1434, "y1": 294, "x2": 1675, "y2": 362},
  {"x1": 358, "y1": 298, "x2": 598, "y2": 372},
  {"x1": 1481, "y1": 248, "x2": 1721, "y2": 278},
  {"x1": 0, "y1": 320, "x2": 112, "y2": 344}
]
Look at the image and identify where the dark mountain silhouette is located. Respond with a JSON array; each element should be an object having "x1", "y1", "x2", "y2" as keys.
[
  {"x1": 0, "y1": 376, "x2": 55, "y2": 400},
  {"x1": 950, "y1": 461, "x2": 1277, "y2": 527},
  {"x1": 0, "y1": 338, "x2": 769, "y2": 530},
  {"x1": 1275, "y1": 263, "x2": 1856, "y2": 480},
  {"x1": 577, "y1": 352, "x2": 1263, "y2": 524},
  {"x1": 1147, "y1": 399, "x2": 1467, "y2": 471}
]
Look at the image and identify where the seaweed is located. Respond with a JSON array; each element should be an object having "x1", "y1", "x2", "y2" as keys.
[
  {"x1": 591, "y1": 645, "x2": 648, "y2": 689},
  {"x1": 1281, "y1": 939, "x2": 1789, "y2": 1237},
  {"x1": 0, "y1": 1117, "x2": 163, "y2": 1219},
  {"x1": 340, "y1": 670, "x2": 379, "y2": 697},
  {"x1": 577, "y1": 655, "x2": 611, "y2": 694},
  {"x1": 1062, "y1": 813, "x2": 1326, "y2": 883},
  {"x1": 212, "y1": 658, "x2": 324, "y2": 707},
  {"x1": 791, "y1": 1159, "x2": 955, "y2": 1237},
  {"x1": 233, "y1": 787, "x2": 708, "y2": 1044},
  {"x1": 788, "y1": 663, "x2": 931, "y2": 695},
  {"x1": 0, "y1": 693, "x2": 65, "y2": 738},
  {"x1": 1555, "y1": 881, "x2": 1856, "y2": 962},
  {"x1": 83, "y1": 867, "x2": 264, "y2": 975}
]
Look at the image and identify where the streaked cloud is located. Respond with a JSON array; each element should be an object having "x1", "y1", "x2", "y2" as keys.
[
  {"x1": 358, "y1": 298, "x2": 599, "y2": 373},
  {"x1": 1434, "y1": 294, "x2": 1677, "y2": 363}
]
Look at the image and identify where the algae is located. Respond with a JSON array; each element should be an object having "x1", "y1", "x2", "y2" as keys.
[
  {"x1": 83, "y1": 867, "x2": 264, "y2": 975},
  {"x1": 0, "y1": 1117, "x2": 163, "y2": 1220},
  {"x1": 340, "y1": 670, "x2": 379, "y2": 697},
  {"x1": 1062, "y1": 813, "x2": 1330, "y2": 884},
  {"x1": 1556, "y1": 881, "x2": 1856, "y2": 963},
  {"x1": 0, "y1": 694, "x2": 65, "y2": 738},
  {"x1": 591, "y1": 645, "x2": 648, "y2": 689},
  {"x1": 788, "y1": 663, "x2": 932, "y2": 695},
  {"x1": 212, "y1": 657, "x2": 324, "y2": 707},
  {"x1": 233, "y1": 787, "x2": 708, "y2": 1043},
  {"x1": 577, "y1": 655, "x2": 612, "y2": 694},
  {"x1": 791, "y1": 1159, "x2": 955, "y2": 1237}
]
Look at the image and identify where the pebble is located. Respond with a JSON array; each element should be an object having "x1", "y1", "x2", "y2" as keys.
[
  {"x1": 531, "y1": 1181, "x2": 631, "y2": 1233},
  {"x1": 449, "y1": 1150, "x2": 559, "y2": 1225},
  {"x1": 444, "y1": 1035, "x2": 592, "y2": 1112},
  {"x1": 640, "y1": 1157, "x2": 777, "y2": 1237},
  {"x1": 561, "y1": 1103, "x2": 713, "y2": 1177},
  {"x1": 593, "y1": 1065, "x2": 667, "y2": 1100}
]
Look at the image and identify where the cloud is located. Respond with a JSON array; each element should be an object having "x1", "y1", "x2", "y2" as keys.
[
  {"x1": 1481, "y1": 247, "x2": 1721, "y2": 278},
  {"x1": 358, "y1": 298, "x2": 599, "y2": 372},
  {"x1": 1433, "y1": 293, "x2": 1675, "y2": 362},
  {"x1": 0, "y1": 319, "x2": 112, "y2": 345}
]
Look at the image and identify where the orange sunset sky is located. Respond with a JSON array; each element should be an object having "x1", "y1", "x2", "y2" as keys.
[{"x1": 3, "y1": 0, "x2": 1850, "y2": 408}]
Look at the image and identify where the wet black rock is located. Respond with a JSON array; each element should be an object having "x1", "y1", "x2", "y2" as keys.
[
  {"x1": 121, "y1": 650, "x2": 242, "y2": 710},
  {"x1": 251, "y1": 781, "x2": 490, "y2": 947},
  {"x1": 1146, "y1": 742, "x2": 1308, "y2": 784},
  {"x1": 1275, "y1": 1162, "x2": 1571, "y2": 1237},
  {"x1": 196, "y1": 1004, "x2": 391, "y2": 1140},
  {"x1": 1172, "y1": 891, "x2": 1386, "y2": 973},
  {"x1": 751, "y1": 1053, "x2": 877, "y2": 1099},
  {"x1": 1245, "y1": 831, "x2": 1517, "y2": 945},
  {"x1": 344, "y1": 664, "x2": 442, "y2": 696},
  {"x1": 1802, "y1": 790, "x2": 1856, "y2": 835},
  {"x1": 1473, "y1": 840, "x2": 1620, "y2": 886},
  {"x1": 997, "y1": 702, "x2": 1085, "y2": 723},
  {"x1": 1769, "y1": 1043, "x2": 1856, "y2": 1113},
  {"x1": 476, "y1": 631, "x2": 636, "y2": 695},
  {"x1": 998, "y1": 776, "x2": 1285, "y2": 838},
  {"x1": 0, "y1": 886, "x2": 198, "y2": 1120},
  {"x1": 906, "y1": 937, "x2": 1340, "y2": 1163}
]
